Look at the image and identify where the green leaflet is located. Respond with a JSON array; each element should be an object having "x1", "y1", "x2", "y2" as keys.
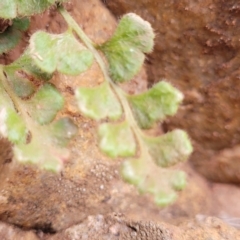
[
  {"x1": 29, "y1": 31, "x2": 94, "y2": 75},
  {"x1": 12, "y1": 17, "x2": 29, "y2": 31},
  {"x1": 120, "y1": 158, "x2": 146, "y2": 186},
  {"x1": 144, "y1": 129, "x2": 193, "y2": 167},
  {"x1": 6, "y1": 52, "x2": 53, "y2": 81},
  {"x1": 0, "y1": 107, "x2": 27, "y2": 144},
  {"x1": 0, "y1": 0, "x2": 66, "y2": 19},
  {"x1": 127, "y1": 81, "x2": 184, "y2": 129},
  {"x1": 75, "y1": 82, "x2": 122, "y2": 120},
  {"x1": 121, "y1": 157, "x2": 187, "y2": 207},
  {"x1": 154, "y1": 191, "x2": 177, "y2": 207},
  {"x1": 14, "y1": 117, "x2": 76, "y2": 172},
  {"x1": 171, "y1": 171, "x2": 186, "y2": 191},
  {"x1": 3, "y1": 68, "x2": 35, "y2": 98},
  {"x1": 4, "y1": 109, "x2": 27, "y2": 143},
  {"x1": 49, "y1": 117, "x2": 78, "y2": 147},
  {"x1": 109, "y1": 13, "x2": 154, "y2": 53},
  {"x1": 26, "y1": 83, "x2": 64, "y2": 125},
  {"x1": 98, "y1": 121, "x2": 136, "y2": 158},
  {"x1": 99, "y1": 13, "x2": 154, "y2": 83},
  {"x1": 14, "y1": 137, "x2": 65, "y2": 171},
  {"x1": 3, "y1": 51, "x2": 54, "y2": 98},
  {"x1": 0, "y1": 18, "x2": 29, "y2": 54},
  {"x1": 101, "y1": 42, "x2": 145, "y2": 83}
]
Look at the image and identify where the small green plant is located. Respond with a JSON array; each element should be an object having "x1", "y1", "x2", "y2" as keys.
[{"x1": 0, "y1": 1, "x2": 192, "y2": 206}]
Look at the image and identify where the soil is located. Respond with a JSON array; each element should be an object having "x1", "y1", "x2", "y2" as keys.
[{"x1": 0, "y1": 0, "x2": 240, "y2": 239}]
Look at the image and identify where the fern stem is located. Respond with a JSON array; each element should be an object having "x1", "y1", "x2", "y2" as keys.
[
  {"x1": 0, "y1": 65, "x2": 36, "y2": 138},
  {"x1": 58, "y1": 6, "x2": 150, "y2": 156},
  {"x1": 0, "y1": 65, "x2": 21, "y2": 111}
]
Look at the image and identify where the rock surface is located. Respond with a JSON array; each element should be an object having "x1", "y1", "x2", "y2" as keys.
[
  {"x1": 104, "y1": 0, "x2": 240, "y2": 183},
  {"x1": 0, "y1": 221, "x2": 38, "y2": 240},
  {"x1": 0, "y1": 0, "x2": 240, "y2": 239},
  {"x1": 1, "y1": 214, "x2": 240, "y2": 240}
]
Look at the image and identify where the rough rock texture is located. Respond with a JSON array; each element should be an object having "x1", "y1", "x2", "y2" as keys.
[
  {"x1": 181, "y1": 215, "x2": 240, "y2": 240},
  {"x1": 104, "y1": 0, "x2": 240, "y2": 183},
  {"x1": 45, "y1": 213, "x2": 182, "y2": 240},
  {"x1": 2, "y1": 215, "x2": 238, "y2": 240},
  {"x1": 1, "y1": 215, "x2": 239, "y2": 240},
  {"x1": 0, "y1": 222, "x2": 38, "y2": 240}
]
